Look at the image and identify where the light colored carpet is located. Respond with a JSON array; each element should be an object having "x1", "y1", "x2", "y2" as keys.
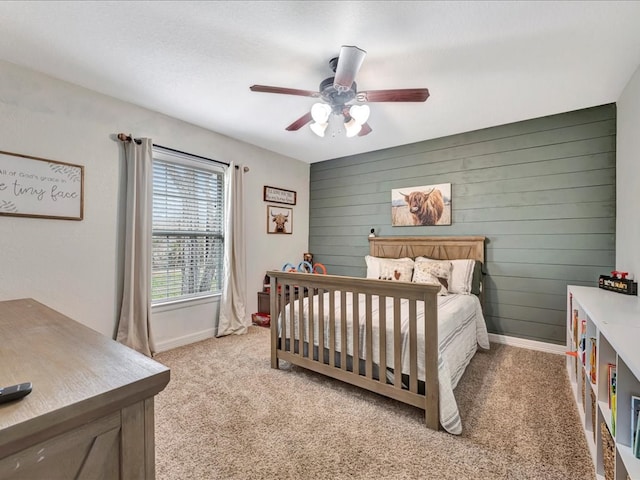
[{"x1": 154, "y1": 326, "x2": 594, "y2": 480}]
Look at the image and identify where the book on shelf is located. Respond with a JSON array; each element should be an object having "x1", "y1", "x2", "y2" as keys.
[
  {"x1": 573, "y1": 309, "x2": 579, "y2": 348},
  {"x1": 612, "y1": 391, "x2": 617, "y2": 436},
  {"x1": 632, "y1": 395, "x2": 640, "y2": 458},
  {"x1": 589, "y1": 338, "x2": 596, "y2": 383},
  {"x1": 608, "y1": 364, "x2": 616, "y2": 435},
  {"x1": 608, "y1": 364, "x2": 616, "y2": 409},
  {"x1": 579, "y1": 320, "x2": 586, "y2": 365}
]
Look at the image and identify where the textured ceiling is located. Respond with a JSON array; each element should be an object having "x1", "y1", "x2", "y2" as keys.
[{"x1": 1, "y1": 1, "x2": 640, "y2": 163}]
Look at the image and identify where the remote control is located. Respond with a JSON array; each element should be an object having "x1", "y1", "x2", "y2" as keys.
[{"x1": 0, "y1": 382, "x2": 32, "y2": 404}]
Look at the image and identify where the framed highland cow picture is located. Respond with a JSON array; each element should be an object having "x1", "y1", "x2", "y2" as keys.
[
  {"x1": 267, "y1": 205, "x2": 293, "y2": 234},
  {"x1": 391, "y1": 183, "x2": 451, "y2": 226}
]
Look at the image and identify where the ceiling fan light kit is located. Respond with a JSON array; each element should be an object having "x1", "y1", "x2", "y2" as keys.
[
  {"x1": 349, "y1": 104, "x2": 370, "y2": 124},
  {"x1": 344, "y1": 117, "x2": 362, "y2": 138},
  {"x1": 309, "y1": 121, "x2": 328, "y2": 137},
  {"x1": 250, "y1": 45, "x2": 429, "y2": 138},
  {"x1": 311, "y1": 103, "x2": 331, "y2": 123}
]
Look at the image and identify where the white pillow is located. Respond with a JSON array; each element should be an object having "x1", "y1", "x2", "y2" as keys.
[
  {"x1": 412, "y1": 261, "x2": 451, "y2": 295},
  {"x1": 415, "y1": 257, "x2": 475, "y2": 294},
  {"x1": 365, "y1": 256, "x2": 414, "y2": 282}
]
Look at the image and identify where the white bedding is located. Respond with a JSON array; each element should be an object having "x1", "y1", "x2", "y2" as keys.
[{"x1": 278, "y1": 292, "x2": 490, "y2": 434}]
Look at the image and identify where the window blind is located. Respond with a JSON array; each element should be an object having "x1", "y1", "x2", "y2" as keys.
[{"x1": 151, "y1": 153, "x2": 225, "y2": 303}]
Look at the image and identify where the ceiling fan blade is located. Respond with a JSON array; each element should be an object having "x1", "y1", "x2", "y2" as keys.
[
  {"x1": 285, "y1": 112, "x2": 313, "y2": 131},
  {"x1": 250, "y1": 85, "x2": 320, "y2": 98},
  {"x1": 358, "y1": 123, "x2": 372, "y2": 137},
  {"x1": 333, "y1": 45, "x2": 367, "y2": 92},
  {"x1": 357, "y1": 88, "x2": 430, "y2": 102}
]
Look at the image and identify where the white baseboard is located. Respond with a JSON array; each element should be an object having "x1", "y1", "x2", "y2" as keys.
[
  {"x1": 155, "y1": 329, "x2": 565, "y2": 355},
  {"x1": 154, "y1": 328, "x2": 216, "y2": 353},
  {"x1": 488, "y1": 333, "x2": 566, "y2": 355}
]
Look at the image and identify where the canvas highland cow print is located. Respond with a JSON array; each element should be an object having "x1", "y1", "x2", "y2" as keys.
[
  {"x1": 267, "y1": 205, "x2": 293, "y2": 234},
  {"x1": 391, "y1": 183, "x2": 451, "y2": 226}
]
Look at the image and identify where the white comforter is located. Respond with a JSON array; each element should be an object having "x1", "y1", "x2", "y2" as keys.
[{"x1": 279, "y1": 292, "x2": 490, "y2": 434}]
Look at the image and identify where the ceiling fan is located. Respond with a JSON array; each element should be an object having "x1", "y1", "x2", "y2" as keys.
[{"x1": 250, "y1": 45, "x2": 430, "y2": 138}]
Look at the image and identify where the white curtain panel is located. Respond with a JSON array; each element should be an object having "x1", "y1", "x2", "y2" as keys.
[
  {"x1": 217, "y1": 162, "x2": 249, "y2": 337},
  {"x1": 116, "y1": 138, "x2": 155, "y2": 356}
]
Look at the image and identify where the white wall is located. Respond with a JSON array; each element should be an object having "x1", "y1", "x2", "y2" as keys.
[
  {"x1": 0, "y1": 60, "x2": 309, "y2": 348},
  {"x1": 616, "y1": 62, "x2": 640, "y2": 277}
]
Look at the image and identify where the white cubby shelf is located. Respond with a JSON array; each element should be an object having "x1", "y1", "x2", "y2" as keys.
[{"x1": 567, "y1": 285, "x2": 640, "y2": 480}]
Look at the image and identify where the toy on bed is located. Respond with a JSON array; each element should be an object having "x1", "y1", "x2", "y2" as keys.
[
  {"x1": 267, "y1": 236, "x2": 489, "y2": 435},
  {"x1": 281, "y1": 261, "x2": 327, "y2": 275}
]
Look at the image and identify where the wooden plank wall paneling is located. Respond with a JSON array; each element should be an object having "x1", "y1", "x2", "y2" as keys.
[{"x1": 308, "y1": 103, "x2": 616, "y2": 345}]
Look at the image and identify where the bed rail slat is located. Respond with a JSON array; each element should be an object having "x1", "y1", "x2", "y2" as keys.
[
  {"x1": 318, "y1": 288, "x2": 325, "y2": 364},
  {"x1": 270, "y1": 275, "x2": 279, "y2": 369},
  {"x1": 378, "y1": 295, "x2": 387, "y2": 385},
  {"x1": 308, "y1": 287, "x2": 314, "y2": 360},
  {"x1": 329, "y1": 290, "x2": 336, "y2": 368},
  {"x1": 393, "y1": 297, "x2": 401, "y2": 389},
  {"x1": 409, "y1": 299, "x2": 418, "y2": 393},
  {"x1": 340, "y1": 291, "x2": 347, "y2": 371},
  {"x1": 298, "y1": 286, "x2": 305, "y2": 357},
  {"x1": 352, "y1": 292, "x2": 360, "y2": 375},
  {"x1": 281, "y1": 282, "x2": 287, "y2": 354},
  {"x1": 365, "y1": 294, "x2": 373, "y2": 379},
  {"x1": 423, "y1": 291, "x2": 439, "y2": 430},
  {"x1": 288, "y1": 284, "x2": 295, "y2": 355}
]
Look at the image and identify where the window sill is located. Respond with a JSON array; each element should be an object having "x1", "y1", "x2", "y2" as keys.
[{"x1": 152, "y1": 293, "x2": 221, "y2": 313}]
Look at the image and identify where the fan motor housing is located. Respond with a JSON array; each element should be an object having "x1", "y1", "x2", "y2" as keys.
[{"x1": 319, "y1": 77, "x2": 356, "y2": 107}]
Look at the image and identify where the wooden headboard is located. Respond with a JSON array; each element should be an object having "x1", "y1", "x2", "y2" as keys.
[{"x1": 369, "y1": 236, "x2": 486, "y2": 263}]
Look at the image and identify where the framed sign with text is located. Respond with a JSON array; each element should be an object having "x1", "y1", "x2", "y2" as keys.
[
  {"x1": 263, "y1": 185, "x2": 296, "y2": 205},
  {"x1": 0, "y1": 150, "x2": 84, "y2": 220}
]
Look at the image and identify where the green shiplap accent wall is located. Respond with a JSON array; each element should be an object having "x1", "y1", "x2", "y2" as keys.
[{"x1": 308, "y1": 104, "x2": 616, "y2": 345}]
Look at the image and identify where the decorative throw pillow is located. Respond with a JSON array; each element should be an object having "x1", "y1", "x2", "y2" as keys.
[
  {"x1": 449, "y1": 259, "x2": 476, "y2": 294},
  {"x1": 415, "y1": 257, "x2": 475, "y2": 294},
  {"x1": 412, "y1": 260, "x2": 451, "y2": 295},
  {"x1": 378, "y1": 262, "x2": 414, "y2": 282},
  {"x1": 365, "y1": 256, "x2": 414, "y2": 282}
]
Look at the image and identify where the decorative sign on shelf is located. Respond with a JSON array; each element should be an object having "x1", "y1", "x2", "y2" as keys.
[
  {"x1": 598, "y1": 271, "x2": 637, "y2": 296},
  {"x1": 264, "y1": 185, "x2": 296, "y2": 205},
  {"x1": 0, "y1": 150, "x2": 84, "y2": 220}
]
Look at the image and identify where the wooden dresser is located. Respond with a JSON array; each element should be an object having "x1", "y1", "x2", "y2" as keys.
[{"x1": 0, "y1": 298, "x2": 170, "y2": 479}]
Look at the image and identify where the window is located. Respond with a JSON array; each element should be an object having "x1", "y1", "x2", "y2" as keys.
[{"x1": 151, "y1": 147, "x2": 225, "y2": 304}]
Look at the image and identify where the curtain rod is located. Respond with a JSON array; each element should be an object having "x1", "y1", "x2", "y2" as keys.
[{"x1": 117, "y1": 133, "x2": 232, "y2": 168}]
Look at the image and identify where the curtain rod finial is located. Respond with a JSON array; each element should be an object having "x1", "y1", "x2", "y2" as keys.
[{"x1": 117, "y1": 133, "x2": 131, "y2": 142}]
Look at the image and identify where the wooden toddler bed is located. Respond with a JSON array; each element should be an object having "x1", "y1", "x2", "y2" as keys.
[{"x1": 268, "y1": 236, "x2": 488, "y2": 434}]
